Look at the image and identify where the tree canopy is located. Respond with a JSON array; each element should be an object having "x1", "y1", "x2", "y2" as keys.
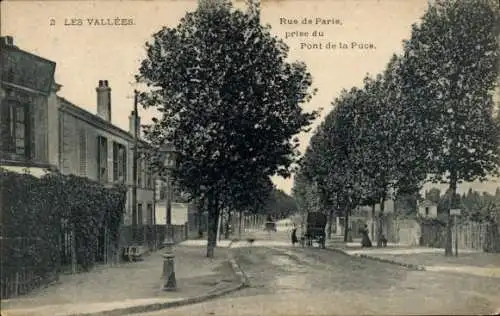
[
  {"x1": 296, "y1": 0, "x2": 500, "y2": 250},
  {"x1": 136, "y1": 0, "x2": 318, "y2": 256}
]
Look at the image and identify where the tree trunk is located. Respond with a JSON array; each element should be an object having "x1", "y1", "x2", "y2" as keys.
[
  {"x1": 377, "y1": 197, "x2": 385, "y2": 247},
  {"x1": 371, "y1": 203, "x2": 376, "y2": 241},
  {"x1": 206, "y1": 194, "x2": 220, "y2": 258},
  {"x1": 445, "y1": 170, "x2": 457, "y2": 256},
  {"x1": 197, "y1": 199, "x2": 205, "y2": 239},
  {"x1": 238, "y1": 209, "x2": 243, "y2": 239},
  {"x1": 343, "y1": 208, "x2": 349, "y2": 242},
  {"x1": 224, "y1": 209, "x2": 232, "y2": 239},
  {"x1": 327, "y1": 207, "x2": 334, "y2": 239}
]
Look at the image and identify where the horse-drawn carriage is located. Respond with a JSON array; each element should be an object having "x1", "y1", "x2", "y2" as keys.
[{"x1": 302, "y1": 212, "x2": 327, "y2": 249}]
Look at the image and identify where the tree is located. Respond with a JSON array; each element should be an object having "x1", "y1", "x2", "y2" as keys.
[
  {"x1": 292, "y1": 171, "x2": 322, "y2": 216},
  {"x1": 425, "y1": 188, "x2": 442, "y2": 205},
  {"x1": 394, "y1": 193, "x2": 419, "y2": 217},
  {"x1": 301, "y1": 88, "x2": 373, "y2": 242},
  {"x1": 460, "y1": 189, "x2": 499, "y2": 222},
  {"x1": 262, "y1": 188, "x2": 299, "y2": 219},
  {"x1": 222, "y1": 174, "x2": 274, "y2": 239},
  {"x1": 137, "y1": 0, "x2": 318, "y2": 257},
  {"x1": 398, "y1": 0, "x2": 500, "y2": 255},
  {"x1": 350, "y1": 54, "x2": 429, "y2": 246}
]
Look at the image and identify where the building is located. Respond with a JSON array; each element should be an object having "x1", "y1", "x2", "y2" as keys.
[
  {"x1": 1, "y1": 36, "x2": 156, "y2": 249},
  {"x1": 417, "y1": 199, "x2": 438, "y2": 219},
  {"x1": 0, "y1": 35, "x2": 58, "y2": 175},
  {"x1": 154, "y1": 179, "x2": 200, "y2": 239},
  {"x1": 56, "y1": 85, "x2": 155, "y2": 229}
]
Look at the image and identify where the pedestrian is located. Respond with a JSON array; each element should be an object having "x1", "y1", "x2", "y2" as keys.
[
  {"x1": 291, "y1": 224, "x2": 298, "y2": 246},
  {"x1": 360, "y1": 224, "x2": 372, "y2": 248}
]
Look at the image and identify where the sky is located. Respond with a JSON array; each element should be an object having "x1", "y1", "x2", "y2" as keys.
[{"x1": 2, "y1": 0, "x2": 498, "y2": 195}]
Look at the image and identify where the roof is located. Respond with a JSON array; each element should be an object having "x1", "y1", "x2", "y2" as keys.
[
  {"x1": 57, "y1": 96, "x2": 149, "y2": 146},
  {"x1": 1, "y1": 41, "x2": 56, "y2": 95}
]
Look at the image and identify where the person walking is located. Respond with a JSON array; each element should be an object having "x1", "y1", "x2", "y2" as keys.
[
  {"x1": 291, "y1": 224, "x2": 299, "y2": 246},
  {"x1": 360, "y1": 224, "x2": 372, "y2": 247}
]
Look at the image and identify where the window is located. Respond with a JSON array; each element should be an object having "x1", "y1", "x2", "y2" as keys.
[
  {"x1": 79, "y1": 128, "x2": 87, "y2": 176},
  {"x1": 97, "y1": 136, "x2": 108, "y2": 182},
  {"x1": 425, "y1": 207, "x2": 429, "y2": 216},
  {"x1": 157, "y1": 181, "x2": 166, "y2": 200},
  {"x1": 113, "y1": 142, "x2": 126, "y2": 183},
  {"x1": 147, "y1": 203, "x2": 153, "y2": 225},
  {"x1": 0, "y1": 101, "x2": 29, "y2": 157},
  {"x1": 137, "y1": 203, "x2": 143, "y2": 225}
]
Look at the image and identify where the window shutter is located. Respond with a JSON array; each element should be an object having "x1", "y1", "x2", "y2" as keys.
[
  {"x1": 113, "y1": 142, "x2": 118, "y2": 181},
  {"x1": 79, "y1": 128, "x2": 87, "y2": 176},
  {"x1": 97, "y1": 136, "x2": 101, "y2": 180},
  {"x1": 121, "y1": 146, "x2": 127, "y2": 182}
]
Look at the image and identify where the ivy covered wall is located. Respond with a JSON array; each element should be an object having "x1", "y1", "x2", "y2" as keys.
[{"x1": 0, "y1": 168, "x2": 126, "y2": 298}]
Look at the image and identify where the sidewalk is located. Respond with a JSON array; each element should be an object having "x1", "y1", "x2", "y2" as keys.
[
  {"x1": 1, "y1": 244, "x2": 242, "y2": 316},
  {"x1": 327, "y1": 240, "x2": 500, "y2": 278}
]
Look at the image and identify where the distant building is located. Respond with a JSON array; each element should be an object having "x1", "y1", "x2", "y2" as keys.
[
  {"x1": 0, "y1": 36, "x2": 155, "y2": 247},
  {"x1": 154, "y1": 179, "x2": 199, "y2": 238},
  {"x1": 417, "y1": 199, "x2": 438, "y2": 219}
]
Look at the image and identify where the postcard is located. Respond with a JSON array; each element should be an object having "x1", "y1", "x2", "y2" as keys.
[{"x1": 1, "y1": 0, "x2": 499, "y2": 315}]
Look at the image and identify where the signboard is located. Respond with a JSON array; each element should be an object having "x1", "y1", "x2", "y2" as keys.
[
  {"x1": 1, "y1": 44, "x2": 56, "y2": 95},
  {"x1": 450, "y1": 209, "x2": 461, "y2": 216}
]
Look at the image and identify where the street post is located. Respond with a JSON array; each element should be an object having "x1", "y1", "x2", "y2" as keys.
[{"x1": 160, "y1": 143, "x2": 178, "y2": 291}]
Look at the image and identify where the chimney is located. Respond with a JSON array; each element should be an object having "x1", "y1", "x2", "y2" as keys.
[
  {"x1": 96, "y1": 80, "x2": 111, "y2": 122},
  {"x1": 129, "y1": 110, "x2": 141, "y2": 138}
]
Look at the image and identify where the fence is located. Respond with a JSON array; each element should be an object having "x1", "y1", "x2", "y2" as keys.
[
  {"x1": 185, "y1": 211, "x2": 268, "y2": 240},
  {"x1": 226, "y1": 214, "x2": 267, "y2": 236},
  {"x1": 348, "y1": 215, "x2": 500, "y2": 252},
  {"x1": 451, "y1": 222, "x2": 499, "y2": 252},
  {"x1": 0, "y1": 224, "x2": 190, "y2": 300},
  {"x1": 0, "y1": 237, "x2": 59, "y2": 299},
  {"x1": 120, "y1": 224, "x2": 189, "y2": 252},
  {"x1": 354, "y1": 215, "x2": 405, "y2": 244},
  {"x1": 375, "y1": 217, "x2": 500, "y2": 252}
]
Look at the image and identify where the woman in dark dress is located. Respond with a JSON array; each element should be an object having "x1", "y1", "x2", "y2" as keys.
[
  {"x1": 361, "y1": 224, "x2": 372, "y2": 247},
  {"x1": 291, "y1": 225, "x2": 299, "y2": 246}
]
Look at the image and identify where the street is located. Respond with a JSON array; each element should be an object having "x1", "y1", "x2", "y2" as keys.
[{"x1": 135, "y1": 232, "x2": 500, "y2": 315}]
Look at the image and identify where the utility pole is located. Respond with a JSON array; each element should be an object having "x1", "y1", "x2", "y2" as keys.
[{"x1": 132, "y1": 90, "x2": 139, "y2": 242}]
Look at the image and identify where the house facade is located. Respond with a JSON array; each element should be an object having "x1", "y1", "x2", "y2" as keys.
[
  {"x1": 56, "y1": 88, "x2": 155, "y2": 228},
  {"x1": 0, "y1": 36, "x2": 58, "y2": 175},
  {"x1": 1, "y1": 36, "x2": 155, "y2": 247}
]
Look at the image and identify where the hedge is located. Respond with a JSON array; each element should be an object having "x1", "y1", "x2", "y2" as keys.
[{"x1": 1, "y1": 168, "x2": 126, "y2": 285}]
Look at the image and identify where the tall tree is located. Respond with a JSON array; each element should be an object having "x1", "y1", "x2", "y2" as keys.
[
  {"x1": 352, "y1": 54, "x2": 428, "y2": 246},
  {"x1": 137, "y1": 0, "x2": 317, "y2": 257},
  {"x1": 262, "y1": 188, "x2": 299, "y2": 219},
  {"x1": 398, "y1": 0, "x2": 500, "y2": 255},
  {"x1": 425, "y1": 188, "x2": 442, "y2": 205},
  {"x1": 301, "y1": 88, "x2": 372, "y2": 242}
]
